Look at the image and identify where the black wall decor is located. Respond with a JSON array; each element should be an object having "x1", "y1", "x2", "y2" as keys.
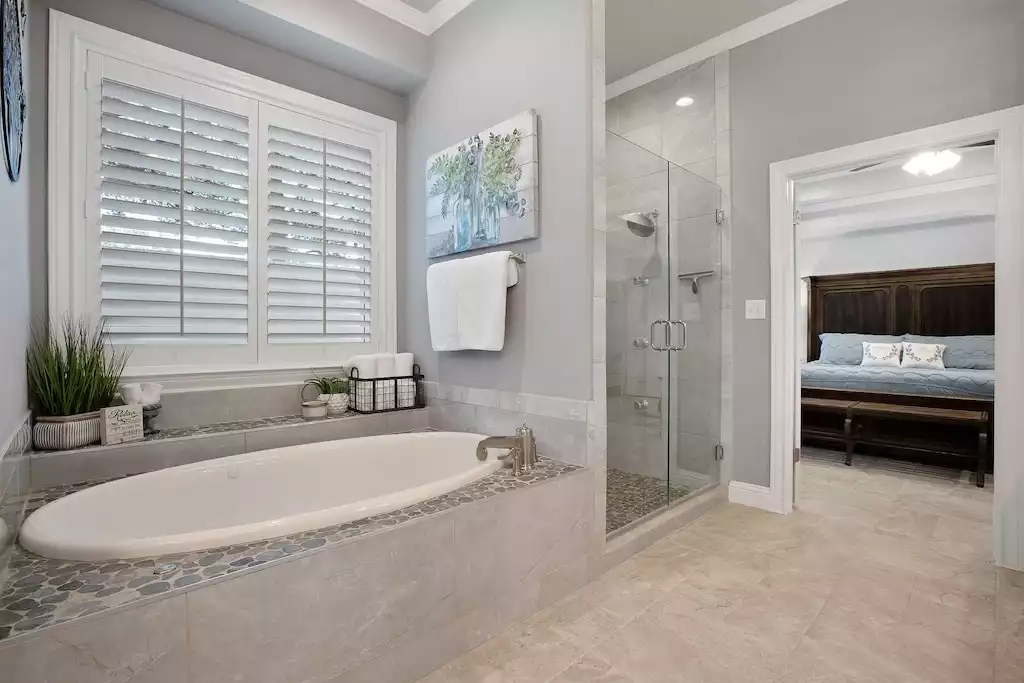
[{"x1": 1, "y1": 0, "x2": 25, "y2": 182}]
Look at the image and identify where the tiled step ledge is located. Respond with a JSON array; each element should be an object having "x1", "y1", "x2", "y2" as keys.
[{"x1": 27, "y1": 409, "x2": 430, "y2": 490}]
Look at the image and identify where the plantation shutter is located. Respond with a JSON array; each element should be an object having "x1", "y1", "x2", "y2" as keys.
[
  {"x1": 265, "y1": 119, "x2": 374, "y2": 345},
  {"x1": 99, "y1": 79, "x2": 251, "y2": 345}
]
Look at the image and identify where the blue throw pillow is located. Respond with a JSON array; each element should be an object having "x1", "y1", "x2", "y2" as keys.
[
  {"x1": 818, "y1": 333, "x2": 902, "y2": 365},
  {"x1": 903, "y1": 335, "x2": 995, "y2": 370}
]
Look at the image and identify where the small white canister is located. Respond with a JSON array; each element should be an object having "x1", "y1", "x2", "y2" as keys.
[{"x1": 301, "y1": 400, "x2": 328, "y2": 420}]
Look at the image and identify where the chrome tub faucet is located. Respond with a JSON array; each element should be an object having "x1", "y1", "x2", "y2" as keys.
[{"x1": 476, "y1": 422, "x2": 537, "y2": 476}]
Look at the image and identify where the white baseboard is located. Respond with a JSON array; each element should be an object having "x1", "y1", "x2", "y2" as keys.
[{"x1": 728, "y1": 480, "x2": 782, "y2": 513}]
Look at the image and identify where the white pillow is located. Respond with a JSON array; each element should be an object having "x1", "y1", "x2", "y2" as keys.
[
  {"x1": 861, "y1": 342, "x2": 902, "y2": 367},
  {"x1": 901, "y1": 342, "x2": 946, "y2": 370}
]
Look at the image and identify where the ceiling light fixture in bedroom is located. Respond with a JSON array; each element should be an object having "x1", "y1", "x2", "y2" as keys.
[
  {"x1": 903, "y1": 149, "x2": 961, "y2": 176},
  {"x1": 675, "y1": 96, "x2": 695, "y2": 107}
]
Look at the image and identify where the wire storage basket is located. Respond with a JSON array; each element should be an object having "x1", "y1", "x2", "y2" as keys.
[{"x1": 348, "y1": 364, "x2": 425, "y2": 414}]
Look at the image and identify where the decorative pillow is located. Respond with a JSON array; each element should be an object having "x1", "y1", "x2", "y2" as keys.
[
  {"x1": 903, "y1": 335, "x2": 994, "y2": 369},
  {"x1": 901, "y1": 342, "x2": 946, "y2": 369},
  {"x1": 819, "y1": 333, "x2": 902, "y2": 365},
  {"x1": 861, "y1": 342, "x2": 902, "y2": 367}
]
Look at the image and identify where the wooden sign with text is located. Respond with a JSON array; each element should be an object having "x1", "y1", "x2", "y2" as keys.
[{"x1": 100, "y1": 405, "x2": 144, "y2": 445}]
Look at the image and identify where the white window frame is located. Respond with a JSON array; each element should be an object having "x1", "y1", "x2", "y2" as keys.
[{"x1": 48, "y1": 11, "x2": 397, "y2": 387}]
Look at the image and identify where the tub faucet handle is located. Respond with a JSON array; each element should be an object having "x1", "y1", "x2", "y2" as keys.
[{"x1": 519, "y1": 422, "x2": 537, "y2": 472}]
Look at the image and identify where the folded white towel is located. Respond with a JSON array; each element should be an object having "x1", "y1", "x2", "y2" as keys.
[
  {"x1": 427, "y1": 250, "x2": 513, "y2": 351},
  {"x1": 349, "y1": 355, "x2": 378, "y2": 379},
  {"x1": 394, "y1": 353, "x2": 415, "y2": 376}
]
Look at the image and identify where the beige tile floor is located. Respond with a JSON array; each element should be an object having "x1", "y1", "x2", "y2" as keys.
[{"x1": 417, "y1": 453, "x2": 1024, "y2": 682}]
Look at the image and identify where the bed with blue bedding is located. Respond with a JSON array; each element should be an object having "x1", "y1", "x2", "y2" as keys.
[
  {"x1": 802, "y1": 265, "x2": 995, "y2": 468},
  {"x1": 801, "y1": 361, "x2": 995, "y2": 400}
]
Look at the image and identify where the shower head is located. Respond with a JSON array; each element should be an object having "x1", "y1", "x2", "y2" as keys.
[{"x1": 619, "y1": 210, "x2": 659, "y2": 237}]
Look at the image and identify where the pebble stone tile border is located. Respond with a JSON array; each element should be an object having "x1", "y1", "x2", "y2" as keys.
[
  {"x1": 605, "y1": 468, "x2": 691, "y2": 535},
  {"x1": 0, "y1": 458, "x2": 579, "y2": 642}
]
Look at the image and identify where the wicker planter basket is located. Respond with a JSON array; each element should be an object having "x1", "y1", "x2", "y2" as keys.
[{"x1": 33, "y1": 412, "x2": 102, "y2": 451}]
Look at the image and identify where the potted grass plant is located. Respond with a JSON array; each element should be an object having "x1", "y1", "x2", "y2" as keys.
[
  {"x1": 27, "y1": 317, "x2": 130, "y2": 450},
  {"x1": 304, "y1": 373, "x2": 350, "y2": 417}
]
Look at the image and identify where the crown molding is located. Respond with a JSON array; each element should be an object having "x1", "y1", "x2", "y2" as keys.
[{"x1": 350, "y1": 0, "x2": 478, "y2": 35}]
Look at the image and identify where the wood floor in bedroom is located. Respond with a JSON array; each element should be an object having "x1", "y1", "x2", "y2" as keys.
[{"x1": 417, "y1": 450, "x2": 1023, "y2": 683}]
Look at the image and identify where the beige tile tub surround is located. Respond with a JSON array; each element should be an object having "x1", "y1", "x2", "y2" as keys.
[
  {"x1": 0, "y1": 466, "x2": 596, "y2": 683},
  {"x1": 417, "y1": 455, "x2": 1021, "y2": 683},
  {"x1": 0, "y1": 413, "x2": 31, "y2": 593}
]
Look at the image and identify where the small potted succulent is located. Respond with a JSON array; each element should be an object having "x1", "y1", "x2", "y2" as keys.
[
  {"x1": 304, "y1": 373, "x2": 350, "y2": 417},
  {"x1": 26, "y1": 317, "x2": 130, "y2": 450}
]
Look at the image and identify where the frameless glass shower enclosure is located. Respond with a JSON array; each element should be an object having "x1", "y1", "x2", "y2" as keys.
[{"x1": 605, "y1": 131, "x2": 722, "y2": 535}]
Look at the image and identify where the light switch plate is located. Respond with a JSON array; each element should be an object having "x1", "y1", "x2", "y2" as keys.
[{"x1": 745, "y1": 299, "x2": 766, "y2": 320}]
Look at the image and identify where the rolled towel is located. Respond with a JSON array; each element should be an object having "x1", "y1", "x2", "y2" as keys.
[
  {"x1": 394, "y1": 353, "x2": 416, "y2": 408},
  {"x1": 348, "y1": 355, "x2": 377, "y2": 412},
  {"x1": 374, "y1": 354, "x2": 396, "y2": 410}
]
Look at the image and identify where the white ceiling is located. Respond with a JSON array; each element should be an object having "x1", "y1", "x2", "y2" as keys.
[
  {"x1": 400, "y1": 0, "x2": 444, "y2": 10},
  {"x1": 606, "y1": 0, "x2": 797, "y2": 82}
]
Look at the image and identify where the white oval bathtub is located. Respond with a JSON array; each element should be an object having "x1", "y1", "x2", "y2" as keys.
[{"x1": 20, "y1": 431, "x2": 503, "y2": 561}]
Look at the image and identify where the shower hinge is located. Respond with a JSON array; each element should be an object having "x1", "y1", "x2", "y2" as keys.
[
  {"x1": 714, "y1": 444, "x2": 725, "y2": 461},
  {"x1": 793, "y1": 209, "x2": 802, "y2": 226},
  {"x1": 794, "y1": 446, "x2": 801, "y2": 463},
  {"x1": 715, "y1": 209, "x2": 725, "y2": 225}
]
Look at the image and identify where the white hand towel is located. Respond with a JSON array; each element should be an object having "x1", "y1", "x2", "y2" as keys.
[
  {"x1": 426, "y1": 260, "x2": 461, "y2": 351},
  {"x1": 395, "y1": 353, "x2": 415, "y2": 408},
  {"x1": 427, "y1": 250, "x2": 512, "y2": 351}
]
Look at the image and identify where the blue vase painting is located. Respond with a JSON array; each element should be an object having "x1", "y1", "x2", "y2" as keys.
[{"x1": 426, "y1": 110, "x2": 538, "y2": 257}]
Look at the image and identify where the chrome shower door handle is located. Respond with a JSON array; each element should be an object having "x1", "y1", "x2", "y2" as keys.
[
  {"x1": 669, "y1": 321, "x2": 688, "y2": 351},
  {"x1": 650, "y1": 320, "x2": 671, "y2": 351}
]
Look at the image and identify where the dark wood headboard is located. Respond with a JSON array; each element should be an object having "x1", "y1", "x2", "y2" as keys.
[{"x1": 807, "y1": 264, "x2": 995, "y2": 361}]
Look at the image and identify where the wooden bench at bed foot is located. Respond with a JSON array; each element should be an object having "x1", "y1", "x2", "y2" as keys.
[{"x1": 847, "y1": 402, "x2": 989, "y2": 487}]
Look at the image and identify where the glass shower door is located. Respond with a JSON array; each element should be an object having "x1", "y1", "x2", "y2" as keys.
[
  {"x1": 605, "y1": 132, "x2": 724, "y2": 536},
  {"x1": 605, "y1": 132, "x2": 673, "y2": 534},
  {"x1": 667, "y1": 164, "x2": 722, "y2": 498}
]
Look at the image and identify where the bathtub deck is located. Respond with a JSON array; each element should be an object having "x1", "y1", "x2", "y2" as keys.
[{"x1": 0, "y1": 457, "x2": 579, "y2": 643}]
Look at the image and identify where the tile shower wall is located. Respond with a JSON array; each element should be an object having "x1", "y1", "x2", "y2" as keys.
[
  {"x1": 0, "y1": 414, "x2": 31, "y2": 593},
  {"x1": 605, "y1": 56, "x2": 732, "y2": 486}
]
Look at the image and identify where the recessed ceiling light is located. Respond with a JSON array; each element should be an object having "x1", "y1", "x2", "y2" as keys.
[
  {"x1": 675, "y1": 96, "x2": 695, "y2": 107},
  {"x1": 903, "y1": 150, "x2": 961, "y2": 176}
]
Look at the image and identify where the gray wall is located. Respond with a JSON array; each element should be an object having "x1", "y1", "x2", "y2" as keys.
[
  {"x1": 0, "y1": 8, "x2": 32, "y2": 447},
  {"x1": 730, "y1": 0, "x2": 1024, "y2": 485},
  {"x1": 401, "y1": 0, "x2": 593, "y2": 401},
  {"x1": 26, "y1": 0, "x2": 407, "y2": 323}
]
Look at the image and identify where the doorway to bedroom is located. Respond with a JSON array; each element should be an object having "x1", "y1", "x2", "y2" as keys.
[
  {"x1": 792, "y1": 135, "x2": 997, "y2": 556},
  {"x1": 768, "y1": 107, "x2": 1024, "y2": 570}
]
